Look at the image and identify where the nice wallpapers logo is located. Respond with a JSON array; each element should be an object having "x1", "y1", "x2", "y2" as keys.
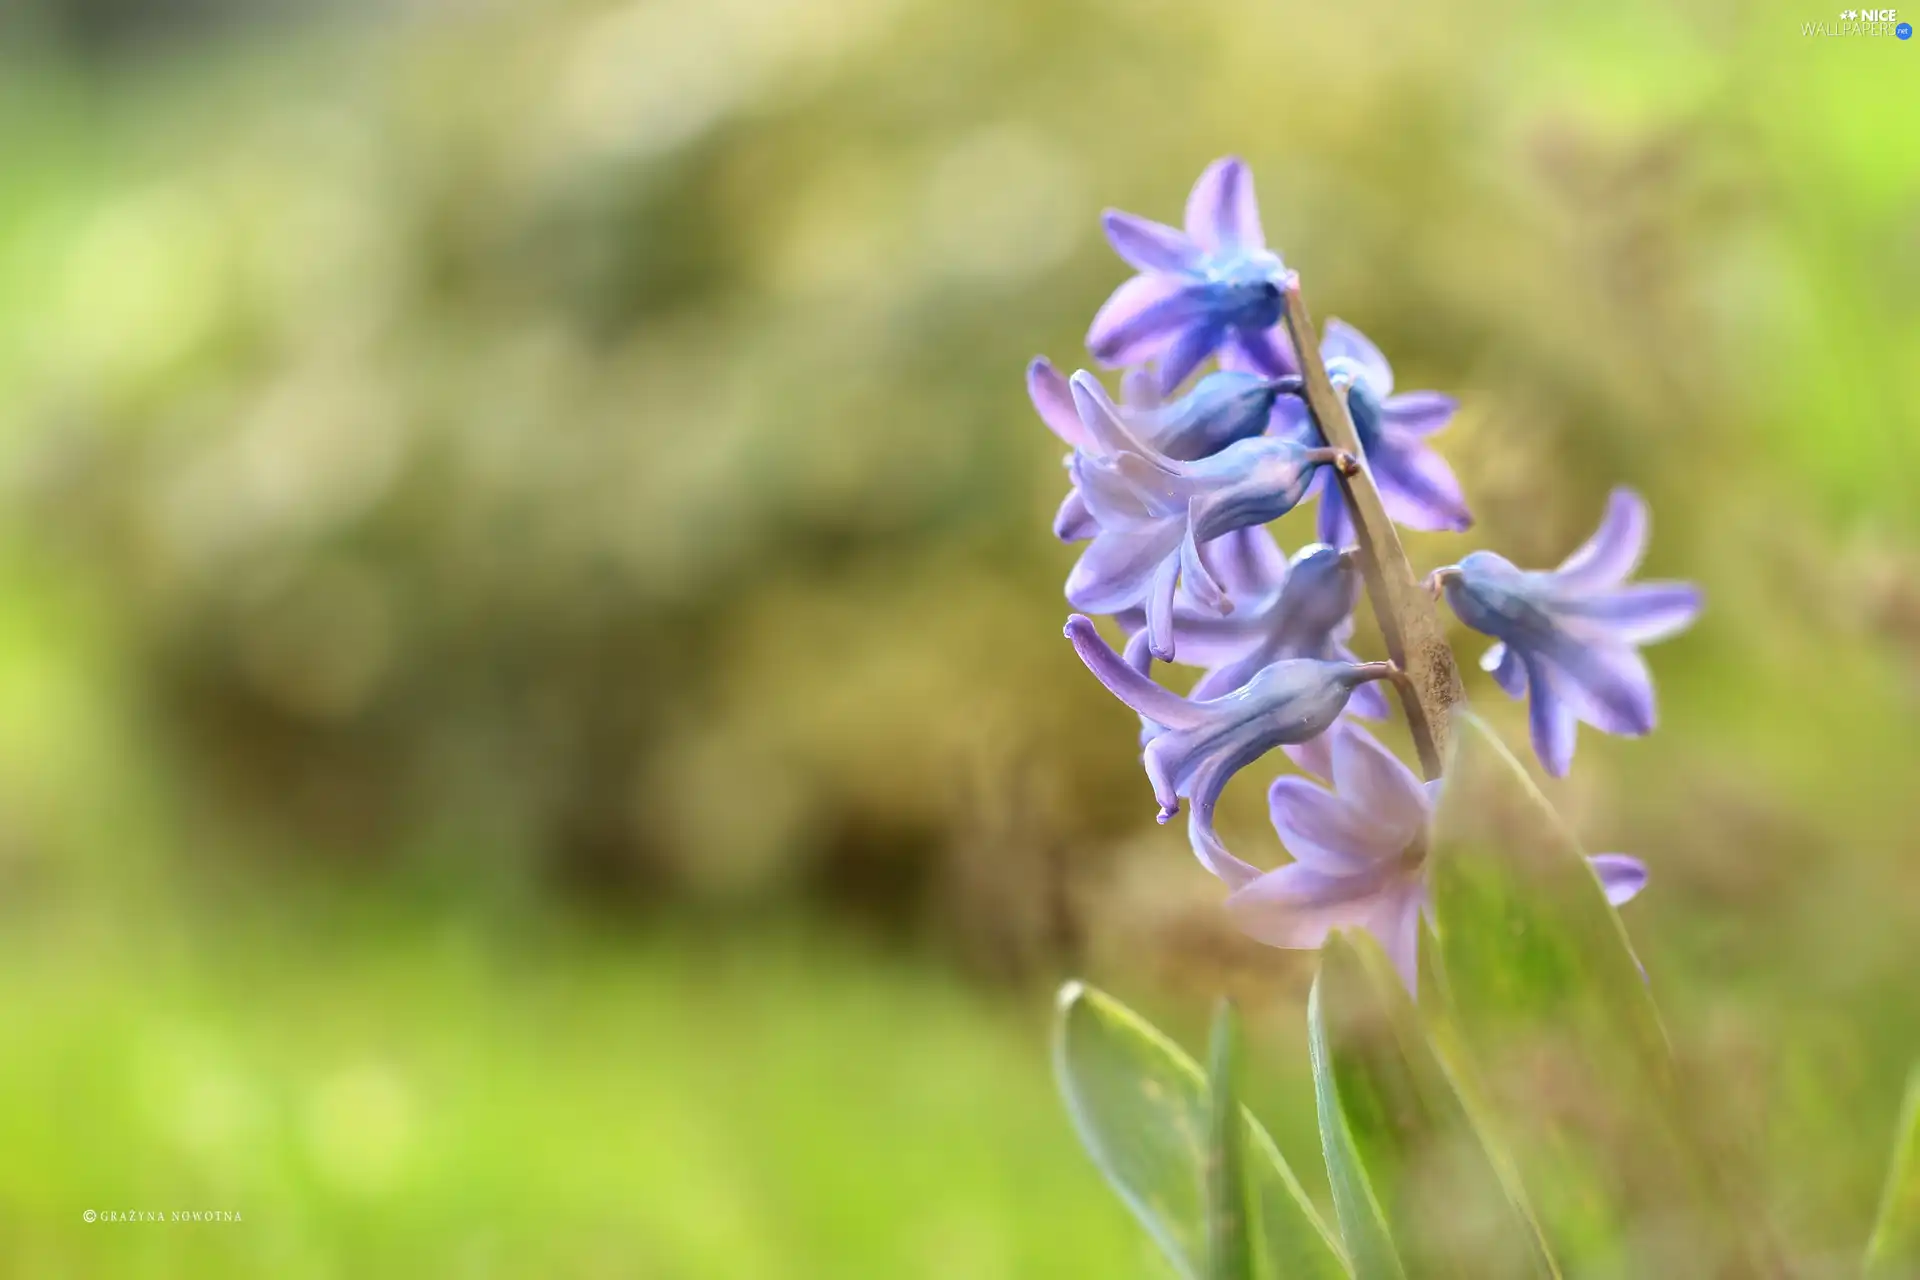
[{"x1": 1803, "y1": 7, "x2": 1914, "y2": 35}]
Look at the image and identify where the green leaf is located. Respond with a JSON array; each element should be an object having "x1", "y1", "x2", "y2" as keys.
[
  {"x1": 1866, "y1": 1066, "x2": 1920, "y2": 1279},
  {"x1": 1205, "y1": 1001, "x2": 1253, "y2": 1280},
  {"x1": 1308, "y1": 961, "x2": 1405, "y2": 1280},
  {"x1": 1426, "y1": 711, "x2": 1780, "y2": 1277},
  {"x1": 1054, "y1": 982, "x2": 1349, "y2": 1280},
  {"x1": 1313, "y1": 931, "x2": 1557, "y2": 1279}
]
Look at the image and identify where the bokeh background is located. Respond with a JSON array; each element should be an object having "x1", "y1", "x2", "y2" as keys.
[{"x1": 0, "y1": 0, "x2": 1915, "y2": 1274}]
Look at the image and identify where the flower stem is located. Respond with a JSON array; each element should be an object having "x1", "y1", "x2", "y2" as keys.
[{"x1": 1282, "y1": 280, "x2": 1464, "y2": 780}]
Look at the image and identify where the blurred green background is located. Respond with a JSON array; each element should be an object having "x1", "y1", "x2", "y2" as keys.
[{"x1": 0, "y1": 0, "x2": 1915, "y2": 1273}]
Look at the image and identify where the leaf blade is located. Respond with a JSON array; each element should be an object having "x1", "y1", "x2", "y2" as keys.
[{"x1": 1054, "y1": 982, "x2": 1349, "y2": 1280}]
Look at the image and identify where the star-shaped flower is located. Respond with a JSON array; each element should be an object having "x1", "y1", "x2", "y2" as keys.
[
  {"x1": 1063, "y1": 372, "x2": 1346, "y2": 660},
  {"x1": 1226, "y1": 721, "x2": 1648, "y2": 991},
  {"x1": 1272, "y1": 319, "x2": 1471, "y2": 547},
  {"x1": 1026, "y1": 358, "x2": 1292, "y2": 542},
  {"x1": 1434, "y1": 487, "x2": 1703, "y2": 777},
  {"x1": 1087, "y1": 157, "x2": 1298, "y2": 397},
  {"x1": 1064, "y1": 615, "x2": 1397, "y2": 886},
  {"x1": 1117, "y1": 536, "x2": 1392, "y2": 721}
]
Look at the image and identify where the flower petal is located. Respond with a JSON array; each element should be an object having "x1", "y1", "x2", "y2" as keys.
[
  {"x1": 1555, "y1": 487, "x2": 1649, "y2": 590},
  {"x1": 1120, "y1": 367, "x2": 1161, "y2": 411},
  {"x1": 1565, "y1": 582, "x2": 1703, "y2": 645},
  {"x1": 1063, "y1": 614, "x2": 1209, "y2": 729},
  {"x1": 1267, "y1": 776, "x2": 1396, "y2": 875},
  {"x1": 1146, "y1": 555, "x2": 1181, "y2": 660},
  {"x1": 1065, "y1": 525, "x2": 1178, "y2": 613},
  {"x1": 1329, "y1": 723, "x2": 1429, "y2": 845},
  {"x1": 1345, "y1": 677, "x2": 1391, "y2": 719},
  {"x1": 1087, "y1": 274, "x2": 1211, "y2": 368},
  {"x1": 1068, "y1": 371, "x2": 1154, "y2": 458},
  {"x1": 1156, "y1": 320, "x2": 1226, "y2": 397},
  {"x1": 1199, "y1": 526, "x2": 1289, "y2": 598},
  {"x1": 1282, "y1": 731, "x2": 1336, "y2": 783},
  {"x1": 1053, "y1": 488, "x2": 1096, "y2": 541},
  {"x1": 1523, "y1": 653, "x2": 1579, "y2": 777},
  {"x1": 1184, "y1": 156, "x2": 1264, "y2": 253},
  {"x1": 1375, "y1": 882, "x2": 1426, "y2": 995},
  {"x1": 1549, "y1": 642, "x2": 1656, "y2": 737},
  {"x1": 1101, "y1": 210, "x2": 1201, "y2": 274},
  {"x1": 1480, "y1": 641, "x2": 1528, "y2": 698},
  {"x1": 1027, "y1": 357, "x2": 1089, "y2": 449},
  {"x1": 1316, "y1": 479, "x2": 1356, "y2": 549},
  {"x1": 1322, "y1": 319, "x2": 1394, "y2": 398},
  {"x1": 1588, "y1": 853, "x2": 1649, "y2": 906},
  {"x1": 1373, "y1": 438, "x2": 1473, "y2": 532},
  {"x1": 1220, "y1": 325, "x2": 1298, "y2": 379},
  {"x1": 1381, "y1": 390, "x2": 1457, "y2": 436},
  {"x1": 1225, "y1": 861, "x2": 1383, "y2": 949}
]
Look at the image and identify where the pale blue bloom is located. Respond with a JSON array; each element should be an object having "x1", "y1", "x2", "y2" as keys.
[
  {"x1": 1063, "y1": 372, "x2": 1345, "y2": 661},
  {"x1": 1064, "y1": 614, "x2": 1396, "y2": 886},
  {"x1": 1027, "y1": 358, "x2": 1295, "y2": 541},
  {"x1": 1227, "y1": 721, "x2": 1648, "y2": 991},
  {"x1": 1271, "y1": 319, "x2": 1471, "y2": 547},
  {"x1": 1436, "y1": 488, "x2": 1703, "y2": 777},
  {"x1": 1087, "y1": 157, "x2": 1298, "y2": 396}
]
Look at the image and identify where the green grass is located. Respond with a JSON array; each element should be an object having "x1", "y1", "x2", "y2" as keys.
[{"x1": 0, "y1": 907, "x2": 1160, "y2": 1278}]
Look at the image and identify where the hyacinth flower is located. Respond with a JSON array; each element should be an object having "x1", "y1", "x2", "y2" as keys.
[
  {"x1": 1226, "y1": 721, "x2": 1649, "y2": 991},
  {"x1": 1271, "y1": 319, "x2": 1471, "y2": 548},
  {"x1": 1064, "y1": 614, "x2": 1398, "y2": 887},
  {"x1": 1087, "y1": 157, "x2": 1300, "y2": 396},
  {"x1": 1117, "y1": 540, "x2": 1392, "y2": 722},
  {"x1": 1064, "y1": 372, "x2": 1351, "y2": 661},
  {"x1": 1027, "y1": 357, "x2": 1297, "y2": 542},
  {"x1": 1433, "y1": 487, "x2": 1703, "y2": 777}
]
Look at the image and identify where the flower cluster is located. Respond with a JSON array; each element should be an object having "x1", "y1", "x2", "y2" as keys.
[{"x1": 1031, "y1": 158, "x2": 1701, "y2": 988}]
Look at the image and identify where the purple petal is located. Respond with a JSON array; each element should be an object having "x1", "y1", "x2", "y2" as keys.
[
  {"x1": 1063, "y1": 614, "x2": 1208, "y2": 729},
  {"x1": 1071, "y1": 454, "x2": 1157, "y2": 528},
  {"x1": 1567, "y1": 583, "x2": 1703, "y2": 645},
  {"x1": 1381, "y1": 390, "x2": 1457, "y2": 436},
  {"x1": 1177, "y1": 515, "x2": 1229, "y2": 619},
  {"x1": 1282, "y1": 731, "x2": 1336, "y2": 782},
  {"x1": 1199, "y1": 526, "x2": 1289, "y2": 597},
  {"x1": 1588, "y1": 853, "x2": 1648, "y2": 906},
  {"x1": 1184, "y1": 758, "x2": 1267, "y2": 889},
  {"x1": 1480, "y1": 642, "x2": 1528, "y2": 698},
  {"x1": 1524, "y1": 654, "x2": 1579, "y2": 777},
  {"x1": 1027, "y1": 357, "x2": 1089, "y2": 449},
  {"x1": 1154, "y1": 321, "x2": 1224, "y2": 397},
  {"x1": 1146, "y1": 555, "x2": 1181, "y2": 660},
  {"x1": 1316, "y1": 479, "x2": 1356, "y2": 549},
  {"x1": 1266, "y1": 392, "x2": 1314, "y2": 442},
  {"x1": 1189, "y1": 649, "x2": 1269, "y2": 702},
  {"x1": 1267, "y1": 776, "x2": 1396, "y2": 875},
  {"x1": 1329, "y1": 724, "x2": 1429, "y2": 843},
  {"x1": 1221, "y1": 326, "x2": 1298, "y2": 379},
  {"x1": 1551, "y1": 643, "x2": 1656, "y2": 737},
  {"x1": 1321, "y1": 319, "x2": 1393, "y2": 397},
  {"x1": 1065, "y1": 526, "x2": 1177, "y2": 613},
  {"x1": 1087, "y1": 274, "x2": 1210, "y2": 368},
  {"x1": 1053, "y1": 489, "x2": 1096, "y2": 542},
  {"x1": 1067, "y1": 372, "x2": 1154, "y2": 461},
  {"x1": 1119, "y1": 367, "x2": 1161, "y2": 411},
  {"x1": 1101, "y1": 210, "x2": 1201, "y2": 274},
  {"x1": 1555, "y1": 487, "x2": 1649, "y2": 590},
  {"x1": 1374, "y1": 439, "x2": 1473, "y2": 532},
  {"x1": 1224, "y1": 861, "x2": 1382, "y2": 949},
  {"x1": 1184, "y1": 156, "x2": 1264, "y2": 253},
  {"x1": 1377, "y1": 884, "x2": 1425, "y2": 996},
  {"x1": 1345, "y1": 678, "x2": 1391, "y2": 719}
]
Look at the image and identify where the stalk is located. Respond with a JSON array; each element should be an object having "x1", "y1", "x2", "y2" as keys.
[{"x1": 1281, "y1": 280, "x2": 1464, "y2": 780}]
